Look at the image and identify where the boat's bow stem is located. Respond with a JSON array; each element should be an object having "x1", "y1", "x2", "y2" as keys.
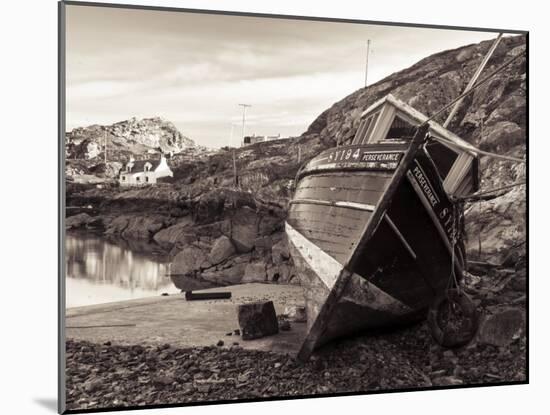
[{"x1": 296, "y1": 124, "x2": 430, "y2": 362}]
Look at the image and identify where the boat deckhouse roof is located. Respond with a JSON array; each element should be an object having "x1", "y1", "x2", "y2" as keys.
[
  {"x1": 353, "y1": 94, "x2": 479, "y2": 196},
  {"x1": 356, "y1": 94, "x2": 478, "y2": 155}
]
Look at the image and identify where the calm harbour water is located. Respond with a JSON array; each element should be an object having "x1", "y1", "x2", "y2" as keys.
[{"x1": 65, "y1": 233, "x2": 180, "y2": 308}]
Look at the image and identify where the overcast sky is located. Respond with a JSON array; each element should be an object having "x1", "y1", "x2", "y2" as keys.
[{"x1": 66, "y1": 5, "x2": 504, "y2": 148}]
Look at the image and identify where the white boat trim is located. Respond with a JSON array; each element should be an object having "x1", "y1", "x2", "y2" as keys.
[
  {"x1": 285, "y1": 222, "x2": 342, "y2": 290},
  {"x1": 286, "y1": 222, "x2": 413, "y2": 314},
  {"x1": 290, "y1": 198, "x2": 376, "y2": 212}
]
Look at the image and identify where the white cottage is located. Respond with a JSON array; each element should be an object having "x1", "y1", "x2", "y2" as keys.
[{"x1": 119, "y1": 154, "x2": 173, "y2": 186}]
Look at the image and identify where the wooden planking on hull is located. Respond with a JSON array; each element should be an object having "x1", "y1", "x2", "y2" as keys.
[
  {"x1": 294, "y1": 125, "x2": 431, "y2": 361},
  {"x1": 288, "y1": 203, "x2": 372, "y2": 264},
  {"x1": 287, "y1": 221, "x2": 417, "y2": 348},
  {"x1": 293, "y1": 171, "x2": 391, "y2": 207}
]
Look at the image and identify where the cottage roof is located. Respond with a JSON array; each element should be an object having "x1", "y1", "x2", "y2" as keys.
[{"x1": 124, "y1": 159, "x2": 161, "y2": 174}]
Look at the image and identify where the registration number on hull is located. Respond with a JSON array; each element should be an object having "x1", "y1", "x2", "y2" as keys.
[{"x1": 324, "y1": 149, "x2": 403, "y2": 170}]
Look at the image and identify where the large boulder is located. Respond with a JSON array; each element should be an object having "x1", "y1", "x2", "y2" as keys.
[
  {"x1": 208, "y1": 235, "x2": 236, "y2": 265},
  {"x1": 172, "y1": 245, "x2": 209, "y2": 276},
  {"x1": 153, "y1": 217, "x2": 195, "y2": 248},
  {"x1": 66, "y1": 213, "x2": 92, "y2": 229},
  {"x1": 200, "y1": 262, "x2": 246, "y2": 286},
  {"x1": 486, "y1": 95, "x2": 526, "y2": 126},
  {"x1": 478, "y1": 308, "x2": 525, "y2": 347},
  {"x1": 242, "y1": 261, "x2": 267, "y2": 283},
  {"x1": 104, "y1": 214, "x2": 166, "y2": 240},
  {"x1": 237, "y1": 301, "x2": 279, "y2": 340},
  {"x1": 104, "y1": 215, "x2": 130, "y2": 235},
  {"x1": 121, "y1": 215, "x2": 166, "y2": 240},
  {"x1": 479, "y1": 121, "x2": 525, "y2": 152},
  {"x1": 464, "y1": 182, "x2": 526, "y2": 264},
  {"x1": 231, "y1": 207, "x2": 259, "y2": 252}
]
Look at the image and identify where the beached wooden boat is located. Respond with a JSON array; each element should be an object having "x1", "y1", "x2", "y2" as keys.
[{"x1": 286, "y1": 94, "x2": 480, "y2": 360}]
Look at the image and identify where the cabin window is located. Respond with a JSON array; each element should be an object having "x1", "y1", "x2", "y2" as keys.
[
  {"x1": 145, "y1": 176, "x2": 149, "y2": 182},
  {"x1": 136, "y1": 176, "x2": 140, "y2": 182},
  {"x1": 353, "y1": 111, "x2": 380, "y2": 145},
  {"x1": 122, "y1": 176, "x2": 126, "y2": 181},
  {"x1": 383, "y1": 115, "x2": 416, "y2": 141},
  {"x1": 425, "y1": 141, "x2": 459, "y2": 178}
]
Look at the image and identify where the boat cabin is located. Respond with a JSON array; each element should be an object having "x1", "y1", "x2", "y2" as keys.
[{"x1": 352, "y1": 94, "x2": 479, "y2": 197}]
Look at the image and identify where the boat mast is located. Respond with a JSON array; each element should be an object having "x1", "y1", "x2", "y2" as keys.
[
  {"x1": 443, "y1": 33, "x2": 503, "y2": 128},
  {"x1": 364, "y1": 39, "x2": 371, "y2": 88}
]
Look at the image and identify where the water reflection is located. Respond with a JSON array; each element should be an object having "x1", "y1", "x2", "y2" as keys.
[{"x1": 65, "y1": 233, "x2": 179, "y2": 307}]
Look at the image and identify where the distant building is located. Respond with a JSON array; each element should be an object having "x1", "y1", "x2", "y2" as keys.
[
  {"x1": 119, "y1": 154, "x2": 173, "y2": 186},
  {"x1": 242, "y1": 133, "x2": 287, "y2": 146}
]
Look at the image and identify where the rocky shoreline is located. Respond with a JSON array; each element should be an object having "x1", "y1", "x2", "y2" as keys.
[
  {"x1": 66, "y1": 268, "x2": 526, "y2": 412},
  {"x1": 65, "y1": 258, "x2": 526, "y2": 411},
  {"x1": 66, "y1": 181, "x2": 301, "y2": 290}
]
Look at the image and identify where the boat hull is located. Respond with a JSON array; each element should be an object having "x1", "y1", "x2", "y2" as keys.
[{"x1": 286, "y1": 140, "x2": 465, "y2": 357}]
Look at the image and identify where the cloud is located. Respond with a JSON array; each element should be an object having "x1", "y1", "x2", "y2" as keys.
[{"x1": 65, "y1": 4, "x2": 503, "y2": 147}]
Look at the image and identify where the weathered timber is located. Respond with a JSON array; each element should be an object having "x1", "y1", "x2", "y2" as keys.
[
  {"x1": 296, "y1": 124, "x2": 430, "y2": 361},
  {"x1": 185, "y1": 291, "x2": 232, "y2": 301}
]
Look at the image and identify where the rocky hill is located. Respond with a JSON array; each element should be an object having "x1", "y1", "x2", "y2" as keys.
[
  {"x1": 301, "y1": 34, "x2": 526, "y2": 265},
  {"x1": 66, "y1": 34, "x2": 527, "y2": 287},
  {"x1": 66, "y1": 117, "x2": 195, "y2": 161}
]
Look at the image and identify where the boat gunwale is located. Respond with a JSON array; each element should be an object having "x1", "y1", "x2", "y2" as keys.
[{"x1": 296, "y1": 143, "x2": 407, "y2": 181}]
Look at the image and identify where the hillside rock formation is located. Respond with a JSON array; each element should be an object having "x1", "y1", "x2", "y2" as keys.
[{"x1": 66, "y1": 117, "x2": 195, "y2": 161}]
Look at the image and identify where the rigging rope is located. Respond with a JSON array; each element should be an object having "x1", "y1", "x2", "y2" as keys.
[
  {"x1": 421, "y1": 48, "x2": 526, "y2": 164},
  {"x1": 421, "y1": 50, "x2": 526, "y2": 127},
  {"x1": 434, "y1": 135, "x2": 526, "y2": 163},
  {"x1": 458, "y1": 180, "x2": 526, "y2": 201}
]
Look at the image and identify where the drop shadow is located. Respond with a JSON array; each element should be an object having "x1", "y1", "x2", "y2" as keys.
[{"x1": 34, "y1": 398, "x2": 58, "y2": 413}]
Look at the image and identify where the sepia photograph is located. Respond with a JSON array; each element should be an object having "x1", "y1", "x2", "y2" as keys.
[{"x1": 60, "y1": 1, "x2": 527, "y2": 413}]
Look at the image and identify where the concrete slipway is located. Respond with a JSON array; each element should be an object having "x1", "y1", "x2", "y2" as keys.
[{"x1": 66, "y1": 283, "x2": 307, "y2": 354}]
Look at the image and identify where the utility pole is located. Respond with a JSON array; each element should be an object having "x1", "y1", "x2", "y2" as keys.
[
  {"x1": 104, "y1": 130, "x2": 107, "y2": 165},
  {"x1": 364, "y1": 39, "x2": 371, "y2": 88},
  {"x1": 238, "y1": 103, "x2": 252, "y2": 143}
]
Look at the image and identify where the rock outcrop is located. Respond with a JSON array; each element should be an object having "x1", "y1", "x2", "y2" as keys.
[{"x1": 66, "y1": 116, "x2": 195, "y2": 161}]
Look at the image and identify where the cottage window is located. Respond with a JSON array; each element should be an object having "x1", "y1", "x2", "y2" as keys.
[
  {"x1": 145, "y1": 176, "x2": 149, "y2": 182},
  {"x1": 136, "y1": 176, "x2": 140, "y2": 182},
  {"x1": 122, "y1": 176, "x2": 126, "y2": 181}
]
